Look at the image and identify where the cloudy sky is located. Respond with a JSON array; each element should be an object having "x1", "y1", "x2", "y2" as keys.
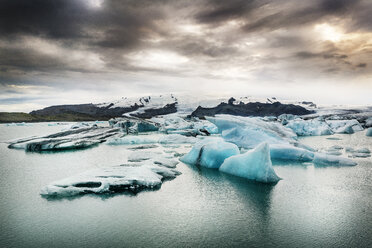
[{"x1": 0, "y1": 0, "x2": 371, "y2": 112}]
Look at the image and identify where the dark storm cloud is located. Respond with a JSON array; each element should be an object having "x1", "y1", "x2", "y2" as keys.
[
  {"x1": 242, "y1": 0, "x2": 361, "y2": 32},
  {"x1": 0, "y1": 0, "x2": 371, "y2": 92},
  {"x1": 195, "y1": 0, "x2": 260, "y2": 24},
  {"x1": 0, "y1": 0, "x2": 167, "y2": 48},
  {"x1": 0, "y1": 0, "x2": 91, "y2": 39}
]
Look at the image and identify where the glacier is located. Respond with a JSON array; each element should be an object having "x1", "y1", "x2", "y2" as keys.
[
  {"x1": 219, "y1": 143, "x2": 281, "y2": 183},
  {"x1": 180, "y1": 138, "x2": 240, "y2": 168}
]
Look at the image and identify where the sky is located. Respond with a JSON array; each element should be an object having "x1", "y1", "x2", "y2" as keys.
[{"x1": 0, "y1": 0, "x2": 372, "y2": 112}]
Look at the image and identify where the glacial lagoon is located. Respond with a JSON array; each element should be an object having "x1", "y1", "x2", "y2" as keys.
[{"x1": 0, "y1": 123, "x2": 371, "y2": 248}]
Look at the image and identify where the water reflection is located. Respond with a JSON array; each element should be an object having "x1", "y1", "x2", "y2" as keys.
[{"x1": 185, "y1": 163, "x2": 275, "y2": 218}]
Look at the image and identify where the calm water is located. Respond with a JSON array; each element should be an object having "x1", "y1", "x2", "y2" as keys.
[{"x1": 0, "y1": 123, "x2": 371, "y2": 248}]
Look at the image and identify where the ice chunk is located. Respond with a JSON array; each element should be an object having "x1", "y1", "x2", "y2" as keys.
[
  {"x1": 69, "y1": 122, "x2": 93, "y2": 129},
  {"x1": 128, "y1": 151, "x2": 162, "y2": 162},
  {"x1": 207, "y1": 115, "x2": 297, "y2": 149},
  {"x1": 355, "y1": 148, "x2": 370, "y2": 153},
  {"x1": 109, "y1": 117, "x2": 159, "y2": 134},
  {"x1": 8, "y1": 126, "x2": 120, "y2": 152},
  {"x1": 326, "y1": 119, "x2": 363, "y2": 134},
  {"x1": 326, "y1": 137, "x2": 342, "y2": 140},
  {"x1": 192, "y1": 120, "x2": 219, "y2": 134},
  {"x1": 40, "y1": 165, "x2": 180, "y2": 197},
  {"x1": 180, "y1": 138, "x2": 240, "y2": 168},
  {"x1": 330, "y1": 145, "x2": 343, "y2": 150},
  {"x1": 153, "y1": 157, "x2": 179, "y2": 168},
  {"x1": 286, "y1": 119, "x2": 333, "y2": 136},
  {"x1": 366, "y1": 128, "x2": 372, "y2": 137},
  {"x1": 107, "y1": 134, "x2": 196, "y2": 145},
  {"x1": 365, "y1": 117, "x2": 372, "y2": 128},
  {"x1": 219, "y1": 143, "x2": 281, "y2": 183},
  {"x1": 349, "y1": 153, "x2": 371, "y2": 158},
  {"x1": 313, "y1": 153, "x2": 357, "y2": 167},
  {"x1": 326, "y1": 151, "x2": 342, "y2": 156},
  {"x1": 269, "y1": 144, "x2": 314, "y2": 162}
]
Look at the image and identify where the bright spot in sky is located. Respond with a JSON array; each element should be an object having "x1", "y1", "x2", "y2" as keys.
[
  {"x1": 86, "y1": 0, "x2": 104, "y2": 8},
  {"x1": 314, "y1": 23, "x2": 343, "y2": 42},
  {"x1": 127, "y1": 50, "x2": 189, "y2": 69}
]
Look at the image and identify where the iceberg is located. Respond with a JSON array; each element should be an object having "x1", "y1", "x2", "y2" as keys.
[
  {"x1": 366, "y1": 128, "x2": 372, "y2": 137},
  {"x1": 313, "y1": 153, "x2": 357, "y2": 167},
  {"x1": 8, "y1": 126, "x2": 120, "y2": 152},
  {"x1": 207, "y1": 115, "x2": 297, "y2": 149},
  {"x1": 40, "y1": 165, "x2": 181, "y2": 197},
  {"x1": 219, "y1": 143, "x2": 281, "y2": 183},
  {"x1": 109, "y1": 117, "x2": 159, "y2": 134},
  {"x1": 106, "y1": 134, "x2": 196, "y2": 145},
  {"x1": 269, "y1": 144, "x2": 314, "y2": 162},
  {"x1": 286, "y1": 119, "x2": 333, "y2": 136},
  {"x1": 180, "y1": 138, "x2": 240, "y2": 168},
  {"x1": 326, "y1": 119, "x2": 363, "y2": 134}
]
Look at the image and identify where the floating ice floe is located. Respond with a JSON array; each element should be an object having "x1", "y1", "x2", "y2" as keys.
[
  {"x1": 180, "y1": 138, "x2": 240, "y2": 168},
  {"x1": 269, "y1": 144, "x2": 314, "y2": 162},
  {"x1": 107, "y1": 133, "x2": 197, "y2": 145},
  {"x1": 128, "y1": 151, "x2": 162, "y2": 162},
  {"x1": 366, "y1": 128, "x2": 372, "y2": 137},
  {"x1": 8, "y1": 126, "x2": 120, "y2": 152},
  {"x1": 40, "y1": 165, "x2": 181, "y2": 197},
  {"x1": 219, "y1": 142, "x2": 281, "y2": 183},
  {"x1": 345, "y1": 147, "x2": 371, "y2": 158},
  {"x1": 313, "y1": 153, "x2": 357, "y2": 167}
]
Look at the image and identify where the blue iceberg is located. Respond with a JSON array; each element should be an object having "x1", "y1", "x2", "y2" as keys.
[
  {"x1": 219, "y1": 142, "x2": 281, "y2": 183},
  {"x1": 180, "y1": 138, "x2": 240, "y2": 168}
]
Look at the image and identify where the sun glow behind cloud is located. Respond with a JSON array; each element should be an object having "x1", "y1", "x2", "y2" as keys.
[{"x1": 314, "y1": 23, "x2": 343, "y2": 42}]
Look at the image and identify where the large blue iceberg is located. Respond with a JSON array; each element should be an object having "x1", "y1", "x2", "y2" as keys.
[
  {"x1": 207, "y1": 115, "x2": 297, "y2": 148},
  {"x1": 219, "y1": 142, "x2": 281, "y2": 183},
  {"x1": 180, "y1": 138, "x2": 240, "y2": 168}
]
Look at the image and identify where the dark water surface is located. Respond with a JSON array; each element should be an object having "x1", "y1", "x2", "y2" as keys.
[{"x1": 0, "y1": 123, "x2": 371, "y2": 248}]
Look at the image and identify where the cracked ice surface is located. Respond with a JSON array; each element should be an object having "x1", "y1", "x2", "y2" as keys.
[
  {"x1": 40, "y1": 165, "x2": 181, "y2": 197},
  {"x1": 7, "y1": 126, "x2": 121, "y2": 152}
]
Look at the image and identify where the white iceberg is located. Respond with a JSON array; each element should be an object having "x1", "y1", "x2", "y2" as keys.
[
  {"x1": 180, "y1": 138, "x2": 240, "y2": 168},
  {"x1": 286, "y1": 119, "x2": 333, "y2": 136},
  {"x1": 207, "y1": 115, "x2": 297, "y2": 149},
  {"x1": 313, "y1": 153, "x2": 357, "y2": 167},
  {"x1": 326, "y1": 119, "x2": 363, "y2": 134},
  {"x1": 40, "y1": 165, "x2": 181, "y2": 197},
  {"x1": 106, "y1": 134, "x2": 196, "y2": 145},
  {"x1": 8, "y1": 126, "x2": 120, "y2": 152},
  {"x1": 219, "y1": 143, "x2": 281, "y2": 183}
]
